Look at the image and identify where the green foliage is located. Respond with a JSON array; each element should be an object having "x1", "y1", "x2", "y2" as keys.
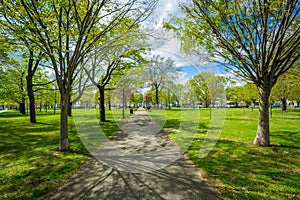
[
  {"x1": 226, "y1": 83, "x2": 258, "y2": 105},
  {"x1": 271, "y1": 68, "x2": 300, "y2": 102},
  {"x1": 143, "y1": 55, "x2": 179, "y2": 105},
  {"x1": 168, "y1": 0, "x2": 300, "y2": 84},
  {"x1": 189, "y1": 72, "x2": 225, "y2": 107},
  {"x1": 0, "y1": 63, "x2": 26, "y2": 104}
]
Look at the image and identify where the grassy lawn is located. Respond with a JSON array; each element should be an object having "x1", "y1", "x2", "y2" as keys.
[
  {"x1": 0, "y1": 109, "x2": 118, "y2": 200},
  {"x1": 1, "y1": 107, "x2": 299, "y2": 199},
  {"x1": 150, "y1": 107, "x2": 300, "y2": 200}
]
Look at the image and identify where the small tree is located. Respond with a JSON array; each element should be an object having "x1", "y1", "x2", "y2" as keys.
[{"x1": 271, "y1": 68, "x2": 300, "y2": 111}]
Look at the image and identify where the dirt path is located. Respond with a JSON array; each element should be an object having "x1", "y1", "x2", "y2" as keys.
[{"x1": 52, "y1": 108, "x2": 223, "y2": 200}]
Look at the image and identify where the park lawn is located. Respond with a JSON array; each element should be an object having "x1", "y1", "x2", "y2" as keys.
[
  {"x1": 0, "y1": 109, "x2": 118, "y2": 200},
  {"x1": 150, "y1": 107, "x2": 300, "y2": 200}
]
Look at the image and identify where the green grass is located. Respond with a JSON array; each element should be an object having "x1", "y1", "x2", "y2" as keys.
[
  {"x1": 150, "y1": 107, "x2": 300, "y2": 200},
  {"x1": 1, "y1": 107, "x2": 299, "y2": 199},
  {"x1": 0, "y1": 109, "x2": 118, "y2": 200}
]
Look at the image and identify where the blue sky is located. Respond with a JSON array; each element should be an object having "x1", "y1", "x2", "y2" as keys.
[{"x1": 144, "y1": 0, "x2": 229, "y2": 84}]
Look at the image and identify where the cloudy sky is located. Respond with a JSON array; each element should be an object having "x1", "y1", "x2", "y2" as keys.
[{"x1": 143, "y1": 0, "x2": 226, "y2": 84}]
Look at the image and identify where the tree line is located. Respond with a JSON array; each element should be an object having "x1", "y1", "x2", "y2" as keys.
[{"x1": 0, "y1": 0, "x2": 158, "y2": 151}]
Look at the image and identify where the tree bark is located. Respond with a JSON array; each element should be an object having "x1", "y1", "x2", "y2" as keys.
[
  {"x1": 68, "y1": 101, "x2": 72, "y2": 116},
  {"x1": 98, "y1": 85, "x2": 106, "y2": 122},
  {"x1": 19, "y1": 100, "x2": 26, "y2": 115},
  {"x1": 254, "y1": 84, "x2": 271, "y2": 146},
  {"x1": 280, "y1": 98, "x2": 287, "y2": 112},
  {"x1": 26, "y1": 74, "x2": 36, "y2": 123},
  {"x1": 59, "y1": 92, "x2": 70, "y2": 151}
]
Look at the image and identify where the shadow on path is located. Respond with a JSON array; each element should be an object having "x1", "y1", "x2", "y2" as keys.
[{"x1": 52, "y1": 108, "x2": 223, "y2": 199}]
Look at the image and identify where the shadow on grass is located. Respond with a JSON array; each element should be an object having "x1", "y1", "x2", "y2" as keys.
[
  {"x1": 0, "y1": 112, "x2": 89, "y2": 199},
  {"x1": 187, "y1": 139, "x2": 300, "y2": 200},
  {"x1": 271, "y1": 131, "x2": 300, "y2": 148}
]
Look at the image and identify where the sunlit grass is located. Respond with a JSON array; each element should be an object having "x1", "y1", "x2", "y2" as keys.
[
  {"x1": 1, "y1": 107, "x2": 299, "y2": 199},
  {"x1": 151, "y1": 107, "x2": 300, "y2": 200},
  {"x1": 0, "y1": 109, "x2": 118, "y2": 200}
]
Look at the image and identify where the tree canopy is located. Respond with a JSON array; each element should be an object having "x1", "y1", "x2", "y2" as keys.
[{"x1": 168, "y1": 0, "x2": 300, "y2": 146}]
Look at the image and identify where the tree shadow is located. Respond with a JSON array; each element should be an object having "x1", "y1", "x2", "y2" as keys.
[
  {"x1": 188, "y1": 139, "x2": 300, "y2": 199},
  {"x1": 51, "y1": 157, "x2": 223, "y2": 200}
]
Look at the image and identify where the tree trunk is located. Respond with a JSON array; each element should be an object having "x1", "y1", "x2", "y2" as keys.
[
  {"x1": 54, "y1": 92, "x2": 57, "y2": 114},
  {"x1": 59, "y1": 93, "x2": 70, "y2": 151},
  {"x1": 155, "y1": 87, "x2": 159, "y2": 108},
  {"x1": 254, "y1": 84, "x2": 271, "y2": 146},
  {"x1": 26, "y1": 74, "x2": 36, "y2": 123},
  {"x1": 19, "y1": 100, "x2": 26, "y2": 115},
  {"x1": 98, "y1": 85, "x2": 106, "y2": 122},
  {"x1": 19, "y1": 72, "x2": 26, "y2": 115},
  {"x1": 68, "y1": 101, "x2": 72, "y2": 116},
  {"x1": 280, "y1": 98, "x2": 287, "y2": 112},
  {"x1": 108, "y1": 98, "x2": 111, "y2": 110}
]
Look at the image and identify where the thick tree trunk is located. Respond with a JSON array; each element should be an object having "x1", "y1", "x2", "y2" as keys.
[
  {"x1": 59, "y1": 93, "x2": 70, "y2": 151},
  {"x1": 68, "y1": 101, "x2": 72, "y2": 116},
  {"x1": 280, "y1": 98, "x2": 287, "y2": 112},
  {"x1": 98, "y1": 85, "x2": 106, "y2": 122},
  {"x1": 205, "y1": 101, "x2": 209, "y2": 108},
  {"x1": 19, "y1": 100, "x2": 26, "y2": 115},
  {"x1": 254, "y1": 84, "x2": 271, "y2": 146},
  {"x1": 26, "y1": 74, "x2": 36, "y2": 123}
]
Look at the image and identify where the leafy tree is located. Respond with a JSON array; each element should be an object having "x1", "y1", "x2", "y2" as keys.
[
  {"x1": 226, "y1": 86, "x2": 243, "y2": 106},
  {"x1": 0, "y1": 0, "x2": 157, "y2": 150},
  {"x1": 189, "y1": 73, "x2": 211, "y2": 107},
  {"x1": 170, "y1": 0, "x2": 300, "y2": 146},
  {"x1": 0, "y1": 63, "x2": 27, "y2": 114},
  {"x1": 271, "y1": 68, "x2": 300, "y2": 110},
  {"x1": 83, "y1": 21, "x2": 148, "y2": 122},
  {"x1": 244, "y1": 83, "x2": 258, "y2": 107},
  {"x1": 226, "y1": 83, "x2": 258, "y2": 107},
  {"x1": 0, "y1": 19, "x2": 45, "y2": 122},
  {"x1": 190, "y1": 72, "x2": 225, "y2": 107},
  {"x1": 158, "y1": 81, "x2": 177, "y2": 109},
  {"x1": 181, "y1": 82, "x2": 197, "y2": 108},
  {"x1": 143, "y1": 55, "x2": 179, "y2": 108}
]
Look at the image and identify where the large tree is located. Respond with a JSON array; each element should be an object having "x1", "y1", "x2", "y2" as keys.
[
  {"x1": 0, "y1": 19, "x2": 45, "y2": 123},
  {"x1": 0, "y1": 0, "x2": 157, "y2": 151},
  {"x1": 83, "y1": 21, "x2": 148, "y2": 122},
  {"x1": 144, "y1": 55, "x2": 179, "y2": 108},
  {"x1": 170, "y1": 0, "x2": 300, "y2": 146}
]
